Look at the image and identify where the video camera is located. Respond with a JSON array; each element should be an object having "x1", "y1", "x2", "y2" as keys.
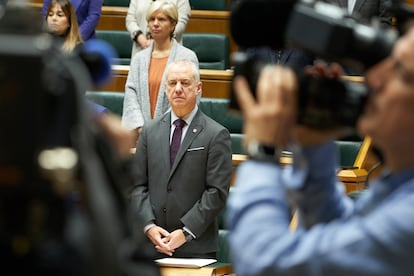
[{"x1": 229, "y1": 0, "x2": 404, "y2": 129}]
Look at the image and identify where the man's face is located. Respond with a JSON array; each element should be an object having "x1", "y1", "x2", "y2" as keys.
[
  {"x1": 358, "y1": 28, "x2": 414, "y2": 153},
  {"x1": 47, "y1": 4, "x2": 69, "y2": 36},
  {"x1": 165, "y1": 63, "x2": 201, "y2": 117}
]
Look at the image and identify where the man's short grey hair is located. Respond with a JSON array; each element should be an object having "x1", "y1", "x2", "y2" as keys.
[{"x1": 165, "y1": 59, "x2": 200, "y2": 83}]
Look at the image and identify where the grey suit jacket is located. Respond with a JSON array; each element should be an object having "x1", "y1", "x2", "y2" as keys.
[
  {"x1": 325, "y1": 0, "x2": 392, "y2": 26},
  {"x1": 121, "y1": 39, "x2": 199, "y2": 130},
  {"x1": 130, "y1": 109, "x2": 232, "y2": 256}
]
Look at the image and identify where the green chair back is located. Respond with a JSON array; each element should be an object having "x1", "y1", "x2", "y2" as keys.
[
  {"x1": 96, "y1": 30, "x2": 132, "y2": 65},
  {"x1": 85, "y1": 91, "x2": 124, "y2": 116},
  {"x1": 335, "y1": 140, "x2": 363, "y2": 169},
  {"x1": 189, "y1": 0, "x2": 228, "y2": 10},
  {"x1": 183, "y1": 33, "x2": 230, "y2": 70},
  {"x1": 103, "y1": 0, "x2": 130, "y2": 7}
]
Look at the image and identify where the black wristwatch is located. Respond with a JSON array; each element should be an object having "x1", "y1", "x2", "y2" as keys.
[
  {"x1": 246, "y1": 140, "x2": 280, "y2": 163},
  {"x1": 132, "y1": 30, "x2": 143, "y2": 42},
  {"x1": 182, "y1": 228, "x2": 194, "y2": 242}
]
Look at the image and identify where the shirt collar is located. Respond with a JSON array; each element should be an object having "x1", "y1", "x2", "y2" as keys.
[{"x1": 170, "y1": 105, "x2": 198, "y2": 127}]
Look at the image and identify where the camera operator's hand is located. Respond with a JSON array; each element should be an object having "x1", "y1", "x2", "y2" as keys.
[
  {"x1": 234, "y1": 65, "x2": 298, "y2": 150},
  {"x1": 304, "y1": 59, "x2": 344, "y2": 79},
  {"x1": 234, "y1": 64, "x2": 353, "y2": 149},
  {"x1": 96, "y1": 114, "x2": 137, "y2": 159}
]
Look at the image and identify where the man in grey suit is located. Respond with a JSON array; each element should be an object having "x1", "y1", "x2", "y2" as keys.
[{"x1": 130, "y1": 60, "x2": 232, "y2": 259}]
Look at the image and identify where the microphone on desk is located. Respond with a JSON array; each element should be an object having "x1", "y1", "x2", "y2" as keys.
[{"x1": 78, "y1": 39, "x2": 118, "y2": 86}]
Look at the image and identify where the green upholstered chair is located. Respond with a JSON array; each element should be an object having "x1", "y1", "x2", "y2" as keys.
[
  {"x1": 103, "y1": 0, "x2": 130, "y2": 7},
  {"x1": 183, "y1": 33, "x2": 230, "y2": 70},
  {"x1": 216, "y1": 187, "x2": 235, "y2": 264},
  {"x1": 335, "y1": 140, "x2": 363, "y2": 169},
  {"x1": 95, "y1": 30, "x2": 132, "y2": 65},
  {"x1": 199, "y1": 97, "x2": 243, "y2": 133},
  {"x1": 189, "y1": 0, "x2": 228, "y2": 10},
  {"x1": 230, "y1": 133, "x2": 245, "y2": 154},
  {"x1": 85, "y1": 91, "x2": 124, "y2": 116}
]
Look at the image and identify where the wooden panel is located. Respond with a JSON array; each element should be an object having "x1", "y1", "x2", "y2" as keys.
[
  {"x1": 160, "y1": 263, "x2": 232, "y2": 276},
  {"x1": 97, "y1": 6, "x2": 128, "y2": 31}
]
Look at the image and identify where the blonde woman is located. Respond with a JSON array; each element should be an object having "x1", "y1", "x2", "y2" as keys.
[{"x1": 126, "y1": 0, "x2": 190, "y2": 58}]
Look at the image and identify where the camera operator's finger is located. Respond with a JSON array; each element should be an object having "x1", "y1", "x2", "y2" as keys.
[
  {"x1": 304, "y1": 60, "x2": 344, "y2": 78},
  {"x1": 233, "y1": 75, "x2": 257, "y2": 112}
]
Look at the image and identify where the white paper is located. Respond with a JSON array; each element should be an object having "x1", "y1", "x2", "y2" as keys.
[{"x1": 155, "y1": 258, "x2": 217, "y2": 268}]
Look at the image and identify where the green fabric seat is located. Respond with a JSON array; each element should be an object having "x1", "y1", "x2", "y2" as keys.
[
  {"x1": 230, "y1": 133, "x2": 245, "y2": 154},
  {"x1": 189, "y1": 0, "x2": 228, "y2": 10},
  {"x1": 85, "y1": 91, "x2": 124, "y2": 116},
  {"x1": 198, "y1": 97, "x2": 243, "y2": 133},
  {"x1": 95, "y1": 30, "x2": 132, "y2": 65},
  {"x1": 183, "y1": 33, "x2": 230, "y2": 70},
  {"x1": 103, "y1": 0, "x2": 130, "y2": 7},
  {"x1": 335, "y1": 140, "x2": 363, "y2": 169}
]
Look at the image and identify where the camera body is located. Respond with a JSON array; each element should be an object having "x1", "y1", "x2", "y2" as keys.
[
  {"x1": 230, "y1": 0, "x2": 399, "y2": 129},
  {"x1": 0, "y1": 5, "x2": 140, "y2": 275}
]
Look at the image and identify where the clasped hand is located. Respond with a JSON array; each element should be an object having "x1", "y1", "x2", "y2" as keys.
[{"x1": 146, "y1": 226, "x2": 186, "y2": 256}]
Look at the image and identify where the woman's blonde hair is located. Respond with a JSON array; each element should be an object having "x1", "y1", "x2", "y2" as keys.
[
  {"x1": 146, "y1": 0, "x2": 178, "y2": 38},
  {"x1": 46, "y1": 0, "x2": 83, "y2": 52}
]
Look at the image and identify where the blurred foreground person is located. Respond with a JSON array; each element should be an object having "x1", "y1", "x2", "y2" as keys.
[
  {"x1": 227, "y1": 27, "x2": 414, "y2": 275},
  {"x1": 42, "y1": 0, "x2": 102, "y2": 41}
]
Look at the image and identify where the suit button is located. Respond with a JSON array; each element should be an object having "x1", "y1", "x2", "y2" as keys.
[
  {"x1": 163, "y1": 208, "x2": 167, "y2": 212},
  {"x1": 167, "y1": 187, "x2": 172, "y2": 192}
]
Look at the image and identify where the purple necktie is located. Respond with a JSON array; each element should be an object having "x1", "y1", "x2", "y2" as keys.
[{"x1": 170, "y1": 119, "x2": 186, "y2": 166}]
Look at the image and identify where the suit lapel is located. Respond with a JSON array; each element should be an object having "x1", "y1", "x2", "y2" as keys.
[
  {"x1": 169, "y1": 111, "x2": 204, "y2": 177},
  {"x1": 160, "y1": 114, "x2": 171, "y2": 172}
]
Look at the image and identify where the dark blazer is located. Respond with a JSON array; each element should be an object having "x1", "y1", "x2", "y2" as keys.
[
  {"x1": 244, "y1": 47, "x2": 315, "y2": 68},
  {"x1": 130, "y1": 109, "x2": 232, "y2": 257},
  {"x1": 325, "y1": 0, "x2": 392, "y2": 27},
  {"x1": 42, "y1": 0, "x2": 102, "y2": 40}
]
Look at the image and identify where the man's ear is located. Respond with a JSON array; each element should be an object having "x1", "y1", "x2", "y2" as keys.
[{"x1": 195, "y1": 82, "x2": 202, "y2": 95}]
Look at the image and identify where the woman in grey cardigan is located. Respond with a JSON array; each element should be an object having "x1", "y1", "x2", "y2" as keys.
[
  {"x1": 121, "y1": 1, "x2": 198, "y2": 143},
  {"x1": 126, "y1": 0, "x2": 190, "y2": 58}
]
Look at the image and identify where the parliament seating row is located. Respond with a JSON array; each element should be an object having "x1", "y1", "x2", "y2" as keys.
[
  {"x1": 26, "y1": 0, "x2": 238, "y2": 56},
  {"x1": 85, "y1": 91, "x2": 245, "y2": 152},
  {"x1": 95, "y1": 30, "x2": 230, "y2": 70},
  {"x1": 95, "y1": 5, "x2": 238, "y2": 55},
  {"x1": 102, "y1": 0, "x2": 232, "y2": 10}
]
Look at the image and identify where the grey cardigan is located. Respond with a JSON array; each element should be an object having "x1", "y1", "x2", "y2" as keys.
[{"x1": 121, "y1": 39, "x2": 199, "y2": 130}]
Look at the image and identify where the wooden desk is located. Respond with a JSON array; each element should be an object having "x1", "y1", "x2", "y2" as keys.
[
  {"x1": 98, "y1": 65, "x2": 233, "y2": 98},
  {"x1": 160, "y1": 262, "x2": 232, "y2": 276}
]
